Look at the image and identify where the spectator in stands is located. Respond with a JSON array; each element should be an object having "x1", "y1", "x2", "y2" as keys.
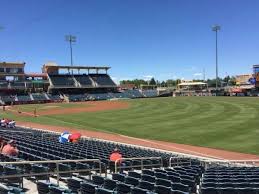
[
  {"x1": 109, "y1": 148, "x2": 125, "y2": 173},
  {"x1": 1, "y1": 140, "x2": 19, "y2": 156},
  {"x1": 1, "y1": 118, "x2": 6, "y2": 127},
  {"x1": 0, "y1": 137, "x2": 6, "y2": 153},
  {"x1": 7, "y1": 120, "x2": 16, "y2": 128}
]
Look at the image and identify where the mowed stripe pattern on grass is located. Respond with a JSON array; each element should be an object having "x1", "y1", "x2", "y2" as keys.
[{"x1": 3, "y1": 97, "x2": 259, "y2": 155}]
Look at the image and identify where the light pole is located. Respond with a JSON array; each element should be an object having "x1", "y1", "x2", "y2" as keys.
[
  {"x1": 212, "y1": 25, "x2": 220, "y2": 93},
  {"x1": 65, "y1": 35, "x2": 76, "y2": 67}
]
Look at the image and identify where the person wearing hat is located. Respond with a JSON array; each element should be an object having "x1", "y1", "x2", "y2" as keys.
[{"x1": 1, "y1": 140, "x2": 19, "y2": 156}]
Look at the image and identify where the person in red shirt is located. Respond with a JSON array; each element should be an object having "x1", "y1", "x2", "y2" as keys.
[
  {"x1": 110, "y1": 148, "x2": 122, "y2": 162},
  {"x1": 109, "y1": 148, "x2": 125, "y2": 173},
  {"x1": 1, "y1": 140, "x2": 19, "y2": 156}
]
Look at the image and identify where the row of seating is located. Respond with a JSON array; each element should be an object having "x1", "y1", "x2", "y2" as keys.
[
  {"x1": 201, "y1": 167, "x2": 259, "y2": 194},
  {"x1": 2, "y1": 126, "x2": 259, "y2": 194},
  {"x1": 49, "y1": 74, "x2": 117, "y2": 88},
  {"x1": 0, "y1": 93, "x2": 63, "y2": 105}
]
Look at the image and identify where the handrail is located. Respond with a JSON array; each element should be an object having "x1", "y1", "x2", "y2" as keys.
[
  {"x1": 169, "y1": 156, "x2": 259, "y2": 168},
  {"x1": 0, "y1": 159, "x2": 102, "y2": 185},
  {"x1": 0, "y1": 130, "x2": 33, "y2": 134},
  {"x1": 114, "y1": 157, "x2": 162, "y2": 173}
]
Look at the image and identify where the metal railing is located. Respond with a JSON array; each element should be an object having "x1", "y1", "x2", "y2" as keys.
[
  {"x1": 114, "y1": 157, "x2": 162, "y2": 173},
  {"x1": 0, "y1": 159, "x2": 101, "y2": 185},
  {"x1": 169, "y1": 156, "x2": 259, "y2": 169}
]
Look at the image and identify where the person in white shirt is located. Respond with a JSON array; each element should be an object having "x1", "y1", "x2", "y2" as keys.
[
  {"x1": 8, "y1": 120, "x2": 16, "y2": 128},
  {"x1": 1, "y1": 119, "x2": 6, "y2": 127}
]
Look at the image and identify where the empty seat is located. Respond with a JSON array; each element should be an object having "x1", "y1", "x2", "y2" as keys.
[
  {"x1": 142, "y1": 174, "x2": 156, "y2": 183},
  {"x1": 172, "y1": 183, "x2": 189, "y2": 193},
  {"x1": 125, "y1": 176, "x2": 139, "y2": 186},
  {"x1": 142, "y1": 169, "x2": 155, "y2": 176},
  {"x1": 92, "y1": 175, "x2": 104, "y2": 186},
  {"x1": 67, "y1": 177, "x2": 83, "y2": 193},
  {"x1": 168, "y1": 175, "x2": 181, "y2": 183},
  {"x1": 80, "y1": 182, "x2": 97, "y2": 194},
  {"x1": 155, "y1": 172, "x2": 168, "y2": 179},
  {"x1": 217, "y1": 187, "x2": 238, "y2": 194},
  {"x1": 154, "y1": 185, "x2": 172, "y2": 194},
  {"x1": 49, "y1": 186, "x2": 71, "y2": 194},
  {"x1": 95, "y1": 188, "x2": 114, "y2": 194},
  {"x1": 103, "y1": 178, "x2": 117, "y2": 190},
  {"x1": 32, "y1": 164, "x2": 49, "y2": 181},
  {"x1": 112, "y1": 173, "x2": 125, "y2": 182},
  {"x1": 156, "y1": 178, "x2": 171, "y2": 187},
  {"x1": 201, "y1": 187, "x2": 218, "y2": 194},
  {"x1": 128, "y1": 171, "x2": 141, "y2": 179},
  {"x1": 131, "y1": 187, "x2": 149, "y2": 194},
  {"x1": 237, "y1": 188, "x2": 258, "y2": 194},
  {"x1": 116, "y1": 182, "x2": 131, "y2": 194},
  {"x1": 139, "y1": 180, "x2": 155, "y2": 191}
]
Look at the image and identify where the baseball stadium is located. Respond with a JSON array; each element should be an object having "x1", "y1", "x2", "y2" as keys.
[
  {"x1": 0, "y1": 61, "x2": 259, "y2": 194},
  {"x1": 2, "y1": 1, "x2": 259, "y2": 194}
]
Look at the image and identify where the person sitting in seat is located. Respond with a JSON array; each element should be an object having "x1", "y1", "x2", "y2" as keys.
[
  {"x1": 109, "y1": 148, "x2": 125, "y2": 173},
  {"x1": 0, "y1": 137, "x2": 6, "y2": 153},
  {"x1": 1, "y1": 140, "x2": 19, "y2": 156},
  {"x1": 7, "y1": 120, "x2": 16, "y2": 128},
  {"x1": 0, "y1": 118, "x2": 6, "y2": 127}
]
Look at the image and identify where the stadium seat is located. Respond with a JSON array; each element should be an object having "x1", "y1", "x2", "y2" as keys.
[
  {"x1": 128, "y1": 171, "x2": 142, "y2": 179},
  {"x1": 156, "y1": 178, "x2": 172, "y2": 187},
  {"x1": 116, "y1": 182, "x2": 132, "y2": 194},
  {"x1": 92, "y1": 175, "x2": 105, "y2": 186},
  {"x1": 141, "y1": 174, "x2": 156, "y2": 183},
  {"x1": 67, "y1": 177, "x2": 83, "y2": 193},
  {"x1": 80, "y1": 182, "x2": 97, "y2": 194},
  {"x1": 125, "y1": 176, "x2": 139, "y2": 186},
  {"x1": 112, "y1": 173, "x2": 125, "y2": 182},
  {"x1": 154, "y1": 185, "x2": 172, "y2": 194},
  {"x1": 139, "y1": 180, "x2": 155, "y2": 191},
  {"x1": 131, "y1": 187, "x2": 149, "y2": 194},
  {"x1": 95, "y1": 188, "x2": 114, "y2": 194},
  {"x1": 103, "y1": 178, "x2": 117, "y2": 190}
]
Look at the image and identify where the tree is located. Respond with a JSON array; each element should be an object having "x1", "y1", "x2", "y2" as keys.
[
  {"x1": 149, "y1": 77, "x2": 156, "y2": 85},
  {"x1": 229, "y1": 76, "x2": 236, "y2": 85},
  {"x1": 120, "y1": 79, "x2": 148, "y2": 88},
  {"x1": 161, "y1": 81, "x2": 166, "y2": 87}
]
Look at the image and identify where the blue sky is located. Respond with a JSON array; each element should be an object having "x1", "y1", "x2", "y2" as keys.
[{"x1": 1, "y1": 0, "x2": 259, "y2": 82}]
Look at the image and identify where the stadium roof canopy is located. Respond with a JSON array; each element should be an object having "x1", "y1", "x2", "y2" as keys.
[
  {"x1": 178, "y1": 82, "x2": 207, "y2": 86},
  {"x1": 46, "y1": 65, "x2": 111, "y2": 70}
]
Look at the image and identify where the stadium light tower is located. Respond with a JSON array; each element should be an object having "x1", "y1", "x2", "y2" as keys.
[
  {"x1": 65, "y1": 35, "x2": 76, "y2": 66},
  {"x1": 212, "y1": 25, "x2": 220, "y2": 93}
]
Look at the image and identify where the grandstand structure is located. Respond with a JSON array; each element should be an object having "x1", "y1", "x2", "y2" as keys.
[
  {"x1": 0, "y1": 62, "x2": 158, "y2": 105},
  {"x1": 253, "y1": 64, "x2": 259, "y2": 89}
]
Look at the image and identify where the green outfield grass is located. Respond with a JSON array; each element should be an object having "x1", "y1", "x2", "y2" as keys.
[{"x1": 2, "y1": 97, "x2": 259, "y2": 155}]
